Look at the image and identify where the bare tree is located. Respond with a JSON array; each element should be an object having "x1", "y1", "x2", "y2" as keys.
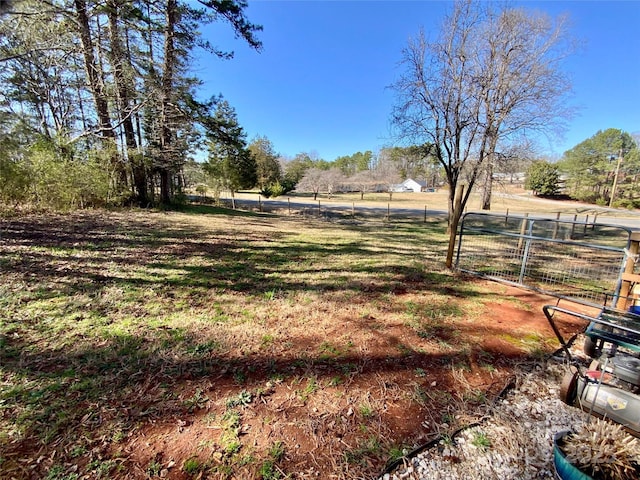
[
  {"x1": 371, "y1": 155, "x2": 401, "y2": 200},
  {"x1": 296, "y1": 168, "x2": 325, "y2": 200},
  {"x1": 348, "y1": 169, "x2": 376, "y2": 200},
  {"x1": 474, "y1": 7, "x2": 574, "y2": 210},
  {"x1": 323, "y1": 168, "x2": 346, "y2": 198},
  {"x1": 390, "y1": 0, "x2": 574, "y2": 266}
]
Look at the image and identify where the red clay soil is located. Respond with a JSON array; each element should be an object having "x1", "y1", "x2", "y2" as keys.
[
  {"x1": 111, "y1": 285, "x2": 589, "y2": 480},
  {"x1": 1, "y1": 284, "x2": 589, "y2": 480}
]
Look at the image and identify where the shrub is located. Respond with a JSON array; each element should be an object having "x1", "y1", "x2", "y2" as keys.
[
  {"x1": 24, "y1": 140, "x2": 120, "y2": 209},
  {"x1": 260, "y1": 182, "x2": 285, "y2": 198},
  {"x1": 0, "y1": 156, "x2": 31, "y2": 206},
  {"x1": 613, "y1": 198, "x2": 640, "y2": 210},
  {"x1": 525, "y1": 161, "x2": 560, "y2": 196}
]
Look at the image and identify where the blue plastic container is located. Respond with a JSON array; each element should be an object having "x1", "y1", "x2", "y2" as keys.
[
  {"x1": 629, "y1": 305, "x2": 640, "y2": 315},
  {"x1": 553, "y1": 431, "x2": 593, "y2": 480}
]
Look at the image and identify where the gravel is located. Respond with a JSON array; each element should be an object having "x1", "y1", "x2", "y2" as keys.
[{"x1": 379, "y1": 359, "x2": 589, "y2": 480}]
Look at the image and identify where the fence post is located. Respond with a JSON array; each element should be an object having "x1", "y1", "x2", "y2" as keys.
[
  {"x1": 424, "y1": 205, "x2": 427, "y2": 223},
  {"x1": 552, "y1": 212, "x2": 560, "y2": 239},
  {"x1": 288, "y1": 197, "x2": 291, "y2": 215},
  {"x1": 517, "y1": 213, "x2": 529, "y2": 250},
  {"x1": 352, "y1": 202, "x2": 355, "y2": 218},
  {"x1": 386, "y1": 203, "x2": 390, "y2": 221},
  {"x1": 258, "y1": 196, "x2": 262, "y2": 212},
  {"x1": 518, "y1": 215, "x2": 534, "y2": 285},
  {"x1": 583, "y1": 215, "x2": 589, "y2": 235},
  {"x1": 505, "y1": 209, "x2": 509, "y2": 226},
  {"x1": 569, "y1": 214, "x2": 577, "y2": 240},
  {"x1": 318, "y1": 200, "x2": 321, "y2": 215},
  {"x1": 592, "y1": 212, "x2": 598, "y2": 229}
]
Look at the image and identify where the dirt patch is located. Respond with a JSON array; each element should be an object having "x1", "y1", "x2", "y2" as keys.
[
  {"x1": 117, "y1": 285, "x2": 582, "y2": 480},
  {"x1": 0, "y1": 210, "x2": 589, "y2": 479}
]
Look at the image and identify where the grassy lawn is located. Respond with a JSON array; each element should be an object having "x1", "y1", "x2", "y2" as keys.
[{"x1": 0, "y1": 206, "x2": 570, "y2": 479}]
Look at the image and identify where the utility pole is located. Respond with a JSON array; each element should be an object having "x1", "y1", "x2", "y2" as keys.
[{"x1": 609, "y1": 148, "x2": 623, "y2": 208}]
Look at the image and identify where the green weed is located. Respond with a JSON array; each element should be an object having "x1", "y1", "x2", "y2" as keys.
[
  {"x1": 182, "y1": 457, "x2": 202, "y2": 475},
  {"x1": 183, "y1": 389, "x2": 209, "y2": 412},
  {"x1": 261, "y1": 334, "x2": 275, "y2": 347},
  {"x1": 463, "y1": 389, "x2": 487, "y2": 404},
  {"x1": 359, "y1": 403, "x2": 374, "y2": 418},
  {"x1": 340, "y1": 363, "x2": 358, "y2": 375},
  {"x1": 259, "y1": 460, "x2": 281, "y2": 480},
  {"x1": 147, "y1": 459, "x2": 162, "y2": 476},
  {"x1": 221, "y1": 410, "x2": 241, "y2": 429},
  {"x1": 471, "y1": 430, "x2": 491, "y2": 450},
  {"x1": 219, "y1": 410, "x2": 242, "y2": 458},
  {"x1": 344, "y1": 436, "x2": 382, "y2": 465},
  {"x1": 187, "y1": 340, "x2": 221, "y2": 356},
  {"x1": 224, "y1": 439, "x2": 242, "y2": 455},
  {"x1": 44, "y1": 465, "x2": 76, "y2": 480},
  {"x1": 233, "y1": 371, "x2": 247, "y2": 385},
  {"x1": 226, "y1": 390, "x2": 253, "y2": 408},
  {"x1": 318, "y1": 341, "x2": 342, "y2": 358},
  {"x1": 268, "y1": 441, "x2": 285, "y2": 462},
  {"x1": 298, "y1": 376, "x2": 318, "y2": 403},
  {"x1": 410, "y1": 384, "x2": 428, "y2": 406},
  {"x1": 387, "y1": 445, "x2": 407, "y2": 462}
]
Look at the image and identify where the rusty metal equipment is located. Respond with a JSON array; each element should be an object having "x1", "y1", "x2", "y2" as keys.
[{"x1": 545, "y1": 304, "x2": 640, "y2": 436}]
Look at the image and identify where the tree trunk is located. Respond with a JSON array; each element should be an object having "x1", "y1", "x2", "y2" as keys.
[
  {"x1": 481, "y1": 134, "x2": 499, "y2": 210},
  {"x1": 73, "y1": 0, "x2": 114, "y2": 141},
  {"x1": 160, "y1": 170, "x2": 170, "y2": 205},
  {"x1": 446, "y1": 183, "x2": 465, "y2": 269},
  {"x1": 481, "y1": 163, "x2": 493, "y2": 210},
  {"x1": 106, "y1": 0, "x2": 148, "y2": 205},
  {"x1": 73, "y1": 0, "x2": 126, "y2": 186},
  {"x1": 159, "y1": 0, "x2": 177, "y2": 205}
]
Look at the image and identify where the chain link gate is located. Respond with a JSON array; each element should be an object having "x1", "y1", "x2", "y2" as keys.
[{"x1": 455, "y1": 212, "x2": 636, "y2": 308}]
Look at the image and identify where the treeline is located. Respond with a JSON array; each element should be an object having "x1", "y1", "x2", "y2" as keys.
[
  {"x1": 525, "y1": 129, "x2": 640, "y2": 208},
  {"x1": 196, "y1": 142, "x2": 443, "y2": 201},
  {"x1": 0, "y1": 0, "x2": 261, "y2": 209}
]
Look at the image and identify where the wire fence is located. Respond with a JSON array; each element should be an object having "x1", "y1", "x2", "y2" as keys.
[
  {"x1": 455, "y1": 212, "x2": 635, "y2": 308},
  {"x1": 201, "y1": 195, "x2": 441, "y2": 223},
  {"x1": 191, "y1": 196, "x2": 639, "y2": 307}
]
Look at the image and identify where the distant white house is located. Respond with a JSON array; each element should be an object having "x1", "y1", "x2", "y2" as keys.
[{"x1": 391, "y1": 178, "x2": 430, "y2": 193}]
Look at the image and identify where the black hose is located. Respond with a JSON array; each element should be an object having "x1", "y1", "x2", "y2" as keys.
[{"x1": 379, "y1": 375, "x2": 518, "y2": 477}]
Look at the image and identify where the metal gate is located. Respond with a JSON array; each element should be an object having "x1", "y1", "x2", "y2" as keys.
[{"x1": 455, "y1": 212, "x2": 635, "y2": 308}]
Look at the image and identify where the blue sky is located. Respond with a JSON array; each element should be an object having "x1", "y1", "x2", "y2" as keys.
[{"x1": 195, "y1": 1, "x2": 640, "y2": 161}]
